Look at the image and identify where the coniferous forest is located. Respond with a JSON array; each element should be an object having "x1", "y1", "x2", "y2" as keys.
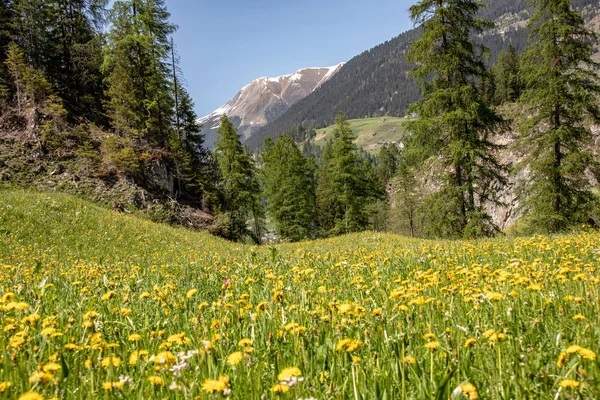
[{"x1": 0, "y1": 0, "x2": 599, "y2": 244}]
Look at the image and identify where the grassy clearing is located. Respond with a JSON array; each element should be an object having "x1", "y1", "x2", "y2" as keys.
[
  {"x1": 0, "y1": 189, "x2": 599, "y2": 399},
  {"x1": 313, "y1": 117, "x2": 408, "y2": 153}
]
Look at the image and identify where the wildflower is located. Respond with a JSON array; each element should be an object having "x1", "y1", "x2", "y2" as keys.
[
  {"x1": 29, "y1": 371, "x2": 54, "y2": 385},
  {"x1": 102, "y1": 382, "x2": 125, "y2": 390},
  {"x1": 424, "y1": 341, "x2": 441, "y2": 351},
  {"x1": 101, "y1": 290, "x2": 116, "y2": 301},
  {"x1": 129, "y1": 350, "x2": 149, "y2": 365},
  {"x1": 578, "y1": 348, "x2": 596, "y2": 360},
  {"x1": 83, "y1": 311, "x2": 99, "y2": 320},
  {"x1": 18, "y1": 392, "x2": 44, "y2": 400},
  {"x1": 557, "y1": 352, "x2": 567, "y2": 367},
  {"x1": 201, "y1": 376, "x2": 230, "y2": 394},
  {"x1": 271, "y1": 384, "x2": 290, "y2": 393},
  {"x1": 403, "y1": 355, "x2": 416, "y2": 365},
  {"x1": 128, "y1": 333, "x2": 142, "y2": 342},
  {"x1": 336, "y1": 338, "x2": 363, "y2": 353},
  {"x1": 147, "y1": 376, "x2": 165, "y2": 386},
  {"x1": 42, "y1": 363, "x2": 61, "y2": 373},
  {"x1": 238, "y1": 338, "x2": 252, "y2": 347},
  {"x1": 226, "y1": 351, "x2": 243, "y2": 366},
  {"x1": 464, "y1": 338, "x2": 477, "y2": 348},
  {"x1": 423, "y1": 332, "x2": 436, "y2": 341},
  {"x1": 460, "y1": 383, "x2": 479, "y2": 400},
  {"x1": 277, "y1": 367, "x2": 302, "y2": 382},
  {"x1": 572, "y1": 314, "x2": 586, "y2": 321},
  {"x1": 101, "y1": 356, "x2": 121, "y2": 368},
  {"x1": 487, "y1": 292, "x2": 504, "y2": 301},
  {"x1": 559, "y1": 379, "x2": 580, "y2": 388},
  {"x1": 140, "y1": 292, "x2": 150, "y2": 299},
  {"x1": 186, "y1": 289, "x2": 197, "y2": 298},
  {"x1": 152, "y1": 351, "x2": 176, "y2": 365},
  {"x1": 0, "y1": 382, "x2": 11, "y2": 393}
]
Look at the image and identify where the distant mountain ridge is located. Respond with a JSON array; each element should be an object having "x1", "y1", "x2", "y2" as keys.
[
  {"x1": 247, "y1": 0, "x2": 600, "y2": 149},
  {"x1": 198, "y1": 64, "x2": 344, "y2": 148}
]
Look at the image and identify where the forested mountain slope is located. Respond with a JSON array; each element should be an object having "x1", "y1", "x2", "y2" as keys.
[{"x1": 248, "y1": 0, "x2": 600, "y2": 149}]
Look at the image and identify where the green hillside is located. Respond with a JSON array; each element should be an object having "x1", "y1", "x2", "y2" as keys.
[
  {"x1": 1, "y1": 189, "x2": 599, "y2": 399},
  {"x1": 313, "y1": 117, "x2": 408, "y2": 153}
]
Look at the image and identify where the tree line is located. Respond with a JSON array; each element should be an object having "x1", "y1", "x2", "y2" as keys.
[
  {"x1": 0, "y1": 0, "x2": 598, "y2": 243},
  {"x1": 219, "y1": 0, "x2": 600, "y2": 242}
]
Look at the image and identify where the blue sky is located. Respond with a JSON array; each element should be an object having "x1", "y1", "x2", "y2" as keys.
[{"x1": 166, "y1": 0, "x2": 414, "y2": 117}]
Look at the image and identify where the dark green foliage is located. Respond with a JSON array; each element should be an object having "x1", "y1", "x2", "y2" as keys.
[
  {"x1": 316, "y1": 113, "x2": 385, "y2": 236},
  {"x1": 516, "y1": 0, "x2": 600, "y2": 233},
  {"x1": 214, "y1": 115, "x2": 264, "y2": 243},
  {"x1": 492, "y1": 45, "x2": 523, "y2": 104},
  {"x1": 406, "y1": 0, "x2": 506, "y2": 239},
  {"x1": 103, "y1": 0, "x2": 176, "y2": 144},
  {"x1": 262, "y1": 135, "x2": 316, "y2": 242},
  {"x1": 377, "y1": 144, "x2": 401, "y2": 183}
]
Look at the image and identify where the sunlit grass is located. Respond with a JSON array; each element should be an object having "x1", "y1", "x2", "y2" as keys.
[{"x1": 0, "y1": 189, "x2": 598, "y2": 399}]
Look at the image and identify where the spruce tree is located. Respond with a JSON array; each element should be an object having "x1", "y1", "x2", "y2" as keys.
[
  {"x1": 492, "y1": 45, "x2": 522, "y2": 104},
  {"x1": 406, "y1": 0, "x2": 506, "y2": 238},
  {"x1": 262, "y1": 135, "x2": 316, "y2": 242},
  {"x1": 102, "y1": 0, "x2": 175, "y2": 144},
  {"x1": 214, "y1": 115, "x2": 263, "y2": 242},
  {"x1": 317, "y1": 112, "x2": 384, "y2": 236},
  {"x1": 517, "y1": 0, "x2": 600, "y2": 233}
]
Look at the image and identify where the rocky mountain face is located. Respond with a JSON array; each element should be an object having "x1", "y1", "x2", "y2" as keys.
[{"x1": 198, "y1": 64, "x2": 345, "y2": 149}]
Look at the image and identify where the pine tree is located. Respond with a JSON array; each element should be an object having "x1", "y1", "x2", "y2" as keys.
[
  {"x1": 214, "y1": 115, "x2": 264, "y2": 242},
  {"x1": 517, "y1": 0, "x2": 600, "y2": 233},
  {"x1": 406, "y1": 0, "x2": 506, "y2": 238},
  {"x1": 262, "y1": 135, "x2": 316, "y2": 242},
  {"x1": 492, "y1": 45, "x2": 522, "y2": 104}
]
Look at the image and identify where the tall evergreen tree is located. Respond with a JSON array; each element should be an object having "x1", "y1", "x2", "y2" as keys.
[
  {"x1": 214, "y1": 115, "x2": 263, "y2": 243},
  {"x1": 406, "y1": 0, "x2": 506, "y2": 238},
  {"x1": 262, "y1": 135, "x2": 316, "y2": 242},
  {"x1": 517, "y1": 0, "x2": 600, "y2": 233},
  {"x1": 317, "y1": 112, "x2": 384, "y2": 236},
  {"x1": 492, "y1": 45, "x2": 522, "y2": 104},
  {"x1": 102, "y1": 0, "x2": 175, "y2": 144}
]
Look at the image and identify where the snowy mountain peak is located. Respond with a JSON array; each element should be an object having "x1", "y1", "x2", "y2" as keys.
[{"x1": 198, "y1": 63, "x2": 345, "y2": 148}]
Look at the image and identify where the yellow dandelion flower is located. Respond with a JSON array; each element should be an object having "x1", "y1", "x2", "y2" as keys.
[
  {"x1": 572, "y1": 314, "x2": 586, "y2": 321},
  {"x1": 129, "y1": 350, "x2": 149, "y2": 365},
  {"x1": 460, "y1": 382, "x2": 479, "y2": 399},
  {"x1": 0, "y1": 382, "x2": 11, "y2": 393},
  {"x1": 464, "y1": 338, "x2": 477, "y2": 348},
  {"x1": 18, "y1": 392, "x2": 44, "y2": 400},
  {"x1": 147, "y1": 376, "x2": 165, "y2": 386},
  {"x1": 578, "y1": 348, "x2": 596, "y2": 360},
  {"x1": 277, "y1": 367, "x2": 302, "y2": 381},
  {"x1": 101, "y1": 290, "x2": 116, "y2": 301},
  {"x1": 140, "y1": 292, "x2": 151, "y2": 299},
  {"x1": 102, "y1": 382, "x2": 125, "y2": 390},
  {"x1": 336, "y1": 338, "x2": 363, "y2": 353},
  {"x1": 403, "y1": 355, "x2": 416, "y2": 365},
  {"x1": 423, "y1": 332, "x2": 436, "y2": 341},
  {"x1": 101, "y1": 356, "x2": 121, "y2": 368},
  {"x1": 557, "y1": 352, "x2": 567, "y2": 367},
  {"x1": 152, "y1": 351, "x2": 176, "y2": 365},
  {"x1": 559, "y1": 379, "x2": 580, "y2": 388},
  {"x1": 424, "y1": 341, "x2": 441, "y2": 351},
  {"x1": 270, "y1": 384, "x2": 290, "y2": 393},
  {"x1": 42, "y1": 363, "x2": 61, "y2": 373},
  {"x1": 238, "y1": 338, "x2": 253, "y2": 347},
  {"x1": 28, "y1": 371, "x2": 54, "y2": 385},
  {"x1": 186, "y1": 289, "x2": 197, "y2": 299},
  {"x1": 128, "y1": 333, "x2": 142, "y2": 342},
  {"x1": 201, "y1": 376, "x2": 230, "y2": 394},
  {"x1": 226, "y1": 351, "x2": 243, "y2": 366}
]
